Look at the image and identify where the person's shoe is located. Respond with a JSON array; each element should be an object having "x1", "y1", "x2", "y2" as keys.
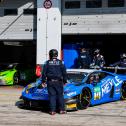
[
  {"x1": 49, "y1": 111, "x2": 56, "y2": 115},
  {"x1": 59, "y1": 110, "x2": 67, "y2": 114}
]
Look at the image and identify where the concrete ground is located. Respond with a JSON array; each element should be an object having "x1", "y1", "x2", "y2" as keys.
[{"x1": 0, "y1": 86, "x2": 126, "y2": 126}]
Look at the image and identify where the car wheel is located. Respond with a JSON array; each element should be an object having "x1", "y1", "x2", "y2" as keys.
[
  {"x1": 13, "y1": 72, "x2": 20, "y2": 85},
  {"x1": 23, "y1": 99, "x2": 30, "y2": 109},
  {"x1": 79, "y1": 88, "x2": 91, "y2": 109},
  {"x1": 121, "y1": 82, "x2": 126, "y2": 100}
]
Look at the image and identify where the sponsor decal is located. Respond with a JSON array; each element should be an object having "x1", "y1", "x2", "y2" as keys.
[
  {"x1": 67, "y1": 91, "x2": 76, "y2": 97},
  {"x1": 66, "y1": 104, "x2": 77, "y2": 109},
  {"x1": 94, "y1": 86, "x2": 101, "y2": 100},
  {"x1": 114, "y1": 76, "x2": 123, "y2": 86},
  {"x1": 94, "y1": 92, "x2": 101, "y2": 100},
  {"x1": 101, "y1": 76, "x2": 122, "y2": 96},
  {"x1": 115, "y1": 88, "x2": 120, "y2": 94},
  {"x1": 33, "y1": 89, "x2": 46, "y2": 97}
]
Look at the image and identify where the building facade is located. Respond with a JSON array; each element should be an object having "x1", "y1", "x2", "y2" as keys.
[
  {"x1": 0, "y1": 0, "x2": 36, "y2": 42},
  {"x1": 62, "y1": 0, "x2": 126, "y2": 34},
  {"x1": 0, "y1": 0, "x2": 126, "y2": 65}
]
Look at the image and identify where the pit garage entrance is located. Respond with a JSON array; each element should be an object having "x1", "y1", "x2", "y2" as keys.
[
  {"x1": 62, "y1": 34, "x2": 126, "y2": 68},
  {"x1": 0, "y1": 41, "x2": 36, "y2": 65}
]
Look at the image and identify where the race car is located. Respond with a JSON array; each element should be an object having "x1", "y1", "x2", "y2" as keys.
[
  {"x1": 0, "y1": 63, "x2": 36, "y2": 85},
  {"x1": 20, "y1": 69, "x2": 126, "y2": 111}
]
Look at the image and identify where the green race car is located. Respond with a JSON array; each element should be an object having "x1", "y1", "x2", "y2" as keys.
[{"x1": 0, "y1": 63, "x2": 36, "y2": 85}]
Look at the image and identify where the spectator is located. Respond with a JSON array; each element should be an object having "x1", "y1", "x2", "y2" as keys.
[
  {"x1": 110, "y1": 53, "x2": 126, "y2": 67},
  {"x1": 90, "y1": 49, "x2": 105, "y2": 69},
  {"x1": 78, "y1": 47, "x2": 91, "y2": 69}
]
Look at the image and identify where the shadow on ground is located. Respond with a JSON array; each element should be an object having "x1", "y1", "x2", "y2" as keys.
[{"x1": 15, "y1": 100, "x2": 49, "y2": 114}]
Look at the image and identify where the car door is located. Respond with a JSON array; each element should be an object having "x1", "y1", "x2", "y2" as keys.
[
  {"x1": 91, "y1": 72, "x2": 115, "y2": 105},
  {"x1": 91, "y1": 72, "x2": 103, "y2": 105}
]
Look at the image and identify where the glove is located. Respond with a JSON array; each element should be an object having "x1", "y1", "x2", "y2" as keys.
[{"x1": 41, "y1": 83, "x2": 47, "y2": 88}]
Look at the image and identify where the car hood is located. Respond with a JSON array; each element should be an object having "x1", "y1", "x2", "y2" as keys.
[
  {"x1": 22, "y1": 82, "x2": 83, "y2": 100},
  {"x1": 0, "y1": 69, "x2": 15, "y2": 75}
]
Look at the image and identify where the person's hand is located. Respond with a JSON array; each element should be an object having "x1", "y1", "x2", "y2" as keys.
[
  {"x1": 64, "y1": 83, "x2": 67, "y2": 86},
  {"x1": 42, "y1": 83, "x2": 46, "y2": 88}
]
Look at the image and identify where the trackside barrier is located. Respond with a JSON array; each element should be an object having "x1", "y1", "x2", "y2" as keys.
[
  {"x1": 103, "y1": 66, "x2": 126, "y2": 74},
  {"x1": 90, "y1": 66, "x2": 126, "y2": 74}
]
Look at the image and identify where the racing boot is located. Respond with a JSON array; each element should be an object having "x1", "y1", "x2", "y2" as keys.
[
  {"x1": 59, "y1": 110, "x2": 67, "y2": 114},
  {"x1": 49, "y1": 111, "x2": 56, "y2": 115}
]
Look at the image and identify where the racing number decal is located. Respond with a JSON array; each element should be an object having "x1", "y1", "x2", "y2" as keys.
[
  {"x1": 94, "y1": 92, "x2": 101, "y2": 100},
  {"x1": 94, "y1": 86, "x2": 101, "y2": 100}
]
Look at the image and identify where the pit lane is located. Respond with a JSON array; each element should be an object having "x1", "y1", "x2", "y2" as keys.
[{"x1": 0, "y1": 86, "x2": 126, "y2": 126}]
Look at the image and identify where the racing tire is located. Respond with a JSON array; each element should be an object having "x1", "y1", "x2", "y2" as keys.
[
  {"x1": 13, "y1": 72, "x2": 20, "y2": 85},
  {"x1": 23, "y1": 99, "x2": 31, "y2": 109},
  {"x1": 121, "y1": 82, "x2": 126, "y2": 100},
  {"x1": 79, "y1": 88, "x2": 91, "y2": 109}
]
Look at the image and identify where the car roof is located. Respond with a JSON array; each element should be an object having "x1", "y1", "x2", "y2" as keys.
[{"x1": 66, "y1": 69, "x2": 99, "y2": 74}]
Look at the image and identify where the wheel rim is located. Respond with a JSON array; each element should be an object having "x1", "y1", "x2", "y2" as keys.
[
  {"x1": 121, "y1": 83, "x2": 126, "y2": 100},
  {"x1": 80, "y1": 89, "x2": 91, "y2": 109}
]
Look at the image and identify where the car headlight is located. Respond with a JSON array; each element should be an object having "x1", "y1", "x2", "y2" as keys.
[
  {"x1": 22, "y1": 85, "x2": 31, "y2": 94},
  {"x1": 26, "y1": 89, "x2": 29, "y2": 94},
  {"x1": 24, "y1": 87, "x2": 31, "y2": 94}
]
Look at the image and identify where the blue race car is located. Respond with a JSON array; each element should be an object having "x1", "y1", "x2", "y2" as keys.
[{"x1": 20, "y1": 69, "x2": 126, "y2": 111}]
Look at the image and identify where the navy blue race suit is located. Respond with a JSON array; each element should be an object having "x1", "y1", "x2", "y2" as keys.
[
  {"x1": 110, "y1": 59, "x2": 126, "y2": 67},
  {"x1": 78, "y1": 51, "x2": 91, "y2": 69},
  {"x1": 91, "y1": 54, "x2": 105, "y2": 68},
  {"x1": 42, "y1": 58, "x2": 67, "y2": 112}
]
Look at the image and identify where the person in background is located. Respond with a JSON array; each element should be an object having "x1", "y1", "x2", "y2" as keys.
[
  {"x1": 110, "y1": 53, "x2": 126, "y2": 67},
  {"x1": 78, "y1": 47, "x2": 91, "y2": 69},
  {"x1": 95, "y1": 74, "x2": 100, "y2": 83},
  {"x1": 89, "y1": 74, "x2": 95, "y2": 84},
  {"x1": 41, "y1": 49, "x2": 67, "y2": 115},
  {"x1": 90, "y1": 49, "x2": 105, "y2": 69}
]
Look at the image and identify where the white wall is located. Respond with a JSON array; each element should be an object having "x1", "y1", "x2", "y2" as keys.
[
  {"x1": 0, "y1": 0, "x2": 36, "y2": 40},
  {"x1": 62, "y1": 13, "x2": 126, "y2": 34},
  {"x1": 37, "y1": 0, "x2": 61, "y2": 64},
  {"x1": 62, "y1": 0, "x2": 126, "y2": 34}
]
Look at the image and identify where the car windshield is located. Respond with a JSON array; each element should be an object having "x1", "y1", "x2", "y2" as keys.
[
  {"x1": 0, "y1": 64, "x2": 14, "y2": 71},
  {"x1": 67, "y1": 72, "x2": 88, "y2": 83}
]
